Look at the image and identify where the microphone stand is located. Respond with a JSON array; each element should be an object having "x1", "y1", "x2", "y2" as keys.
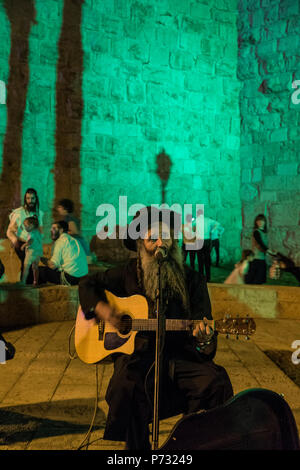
[{"x1": 151, "y1": 257, "x2": 166, "y2": 451}]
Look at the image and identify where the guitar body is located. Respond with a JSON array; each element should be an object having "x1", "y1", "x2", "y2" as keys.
[
  {"x1": 75, "y1": 290, "x2": 256, "y2": 364},
  {"x1": 160, "y1": 388, "x2": 300, "y2": 450},
  {"x1": 75, "y1": 290, "x2": 149, "y2": 364}
]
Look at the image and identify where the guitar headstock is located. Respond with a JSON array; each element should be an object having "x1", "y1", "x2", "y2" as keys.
[{"x1": 215, "y1": 315, "x2": 256, "y2": 339}]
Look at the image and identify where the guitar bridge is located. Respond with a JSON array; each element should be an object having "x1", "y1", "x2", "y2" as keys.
[{"x1": 98, "y1": 320, "x2": 104, "y2": 340}]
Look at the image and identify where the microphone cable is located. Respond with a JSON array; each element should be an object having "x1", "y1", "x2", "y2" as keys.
[{"x1": 68, "y1": 322, "x2": 102, "y2": 451}]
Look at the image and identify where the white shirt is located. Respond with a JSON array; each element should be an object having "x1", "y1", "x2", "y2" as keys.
[
  {"x1": 26, "y1": 230, "x2": 43, "y2": 259},
  {"x1": 8, "y1": 207, "x2": 44, "y2": 242},
  {"x1": 50, "y1": 233, "x2": 88, "y2": 278},
  {"x1": 211, "y1": 223, "x2": 224, "y2": 241},
  {"x1": 193, "y1": 216, "x2": 219, "y2": 240}
]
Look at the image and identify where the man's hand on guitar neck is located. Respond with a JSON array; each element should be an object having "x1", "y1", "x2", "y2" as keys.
[{"x1": 193, "y1": 317, "x2": 215, "y2": 354}]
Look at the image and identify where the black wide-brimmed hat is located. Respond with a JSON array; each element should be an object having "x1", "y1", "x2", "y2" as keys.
[{"x1": 123, "y1": 205, "x2": 182, "y2": 252}]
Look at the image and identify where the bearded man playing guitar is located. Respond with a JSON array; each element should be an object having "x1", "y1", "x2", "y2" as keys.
[{"x1": 78, "y1": 206, "x2": 233, "y2": 450}]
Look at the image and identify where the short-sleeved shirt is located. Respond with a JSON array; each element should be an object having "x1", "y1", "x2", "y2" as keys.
[
  {"x1": 26, "y1": 230, "x2": 43, "y2": 259},
  {"x1": 211, "y1": 224, "x2": 224, "y2": 241},
  {"x1": 193, "y1": 216, "x2": 219, "y2": 241},
  {"x1": 50, "y1": 233, "x2": 88, "y2": 278},
  {"x1": 9, "y1": 207, "x2": 44, "y2": 242}
]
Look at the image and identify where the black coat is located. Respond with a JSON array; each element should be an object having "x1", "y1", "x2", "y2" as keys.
[
  {"x1": 78, "y1": 258, "x2": 217, "y2": 362},
  {"x1": 78, "y1": 260, "x2": 233, "y2": 445}
]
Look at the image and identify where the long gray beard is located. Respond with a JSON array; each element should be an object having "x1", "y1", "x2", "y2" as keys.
[{"x1": 138, "y1": 240, "x2": 189, "y2": 312}]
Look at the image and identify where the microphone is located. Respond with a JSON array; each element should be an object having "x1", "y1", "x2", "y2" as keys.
[{"x1": 155, "y1": 246, "x2": 168, "y2": 263}]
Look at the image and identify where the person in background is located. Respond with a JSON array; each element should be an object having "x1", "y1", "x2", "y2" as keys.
[
  {"x1": 194, "y1": 209, "x2": 219, "y2": 282},
  {"x1": 244, "y1": 214, "x2": 273, "y2": 285},
  {"x1": 39, "y1": 220, "x2": 88, "y2": 286},
  {"x1": 211, "y1": 222, "x2": 224, "y2": 267},
  {"x1": 6, "y1": 188, "x2": 43, "y2": 283},
  {"x1": 182, "y1": 214, "x2": 197, "y2": 270},
  {"x1": 224, "y1": 249, "x2": 254, "y2": 285},
  {"x1": 20, "y1": 216, "x2": 43, "y2": 286},
  {"x1": 56, "y1": 199, "x2": 91, "y2": 258}
]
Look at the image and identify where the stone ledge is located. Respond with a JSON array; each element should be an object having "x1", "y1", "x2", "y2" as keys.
[
  {"x1": 0, "y1": 282, "x2": 299, "y2": 330},
  {"x1": 0, "y1": 284, "x2": 79, "y2": 329},
  {"x1": 208, "y1": 283, "x2": 300, "y2": 320}
]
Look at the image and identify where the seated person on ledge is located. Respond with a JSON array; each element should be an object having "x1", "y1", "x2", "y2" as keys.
[{"x1": 39, "y1": 220, "x2": 88, "y2": 286}]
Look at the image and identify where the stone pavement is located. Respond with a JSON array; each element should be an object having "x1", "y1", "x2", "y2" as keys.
[{"x1": 0, "y1": 319, "x2": 299, "y2": 450}]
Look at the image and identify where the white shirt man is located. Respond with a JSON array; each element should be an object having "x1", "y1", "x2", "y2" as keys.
[
  {"x1": 39, "y1": 221, "x2": 88, "y2": 285},
  {"x1": 6, "y1": 189, "x2": 43, "y2": 283},
  {"x1": 50, "y1": 232, "x2": 88, "y2": 278},
  {"x1": 7, "y1": 206, "x2": 44, "y2": 242},
  {"x1": 211, "y1": 223, "x2": 224, "y2": 241},
  {"x1": 7, "y1": 191, "x2": 44, "y2": 245},
  {"x1": 191, "y1": 211, "x2": 221, "y2": 282}
]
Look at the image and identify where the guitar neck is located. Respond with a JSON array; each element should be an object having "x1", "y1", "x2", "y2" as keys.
[
  {"x1": 129, "y1": 317, "x2": 254, "y2": 336},
  {"x1": 131, "y1": 319, "x2": 215, "y2": 332}
]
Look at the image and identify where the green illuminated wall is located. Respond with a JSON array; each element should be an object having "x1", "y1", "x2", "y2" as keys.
[
  {"x1": 238, "y1": 0, "x2": 300, "y2": 264},
  {"x1": 80, "y1": 0, "x2": 242, "y2": 263},
  {"x1": 0, "y1": 0, "x2": 242, "y2": 262}
]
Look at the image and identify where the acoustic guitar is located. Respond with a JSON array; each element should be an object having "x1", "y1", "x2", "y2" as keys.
[{"x1": 75, "y1": 290, "x2": 256, "y2": 364}]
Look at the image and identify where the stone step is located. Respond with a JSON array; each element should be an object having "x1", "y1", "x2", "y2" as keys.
[{"x1": 0, "y1": 282, "x2": 299, "y2": 329}]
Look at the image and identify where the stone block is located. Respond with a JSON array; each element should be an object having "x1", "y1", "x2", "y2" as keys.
[
  {"x1": 260, "y1": 191, "x2": 277, "y2": 202},
  {"x1": 269, "y1": 204, "x2": 299, "y2": 227},
  {"x1": 276, "y1": 286, "x2": 300, "y2": 303},
  {"x1": 241, "y1": 169, "x2": 251, "y2": 183},
  {"x1": 183, "y1": 160, "x2": 196, "y2": 175},
  {"x1": 270, "y1": 128, "x2": 288, "y2": 142},
  {"x1": 286, "y1": 175, "x2": 300, "y2": 190},
  {"x1": 277, "y1": 162, "x2": 298, "y2": 176},
  {"x1": 150, "y1": 45, "x2": 169, "y2": 66},
  {"x1": 190, "y1": 3, "x2": 211, "y2": 20},
  {"x1": 184, "y1": 73, "x2": 207, "y2": 93},
  {"x1": 195, "y1": 56, "x2": 214, "y2": 74},
  {"x1": 279, "y1": 0, "x2": 300, "y2": 19},
  {"x1": 256, "y1": 40, "x2": 277, "y2": 59},
  {"x1": 169, "y1": 50, "x2": 194, "y2": 70},
  {"x1": 128, "y1": 40, "x2": 150, "y2": 63},
  {"x1": 252, "y1": 167, "x2": 262, "y2": 182},
  {"x1": 0, "y1": 286, "x2": 39, "y2": 328},
  {"x1": 127, "y1": 79, "x2": 145, "y2": 104}
]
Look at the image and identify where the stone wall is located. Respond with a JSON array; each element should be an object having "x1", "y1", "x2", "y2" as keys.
[
  {"x1": 80, "y1": 0, "x2": 242, "y2": 263},
  {"x1": 238, "y1": 0, "x2": 300, "y2": 264},
  {"x1": 0, "y1": 0, "x2": 242, "y2": 263}
]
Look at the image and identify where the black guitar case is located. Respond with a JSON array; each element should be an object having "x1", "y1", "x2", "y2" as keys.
[{"x1": 160, "y1": 388, "x2": 300, "y2": 450}]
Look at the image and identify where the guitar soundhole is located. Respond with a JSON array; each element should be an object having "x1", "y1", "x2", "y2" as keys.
[{"x1": 119, "y1": 314, "x2": 132, "y2": 335}]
